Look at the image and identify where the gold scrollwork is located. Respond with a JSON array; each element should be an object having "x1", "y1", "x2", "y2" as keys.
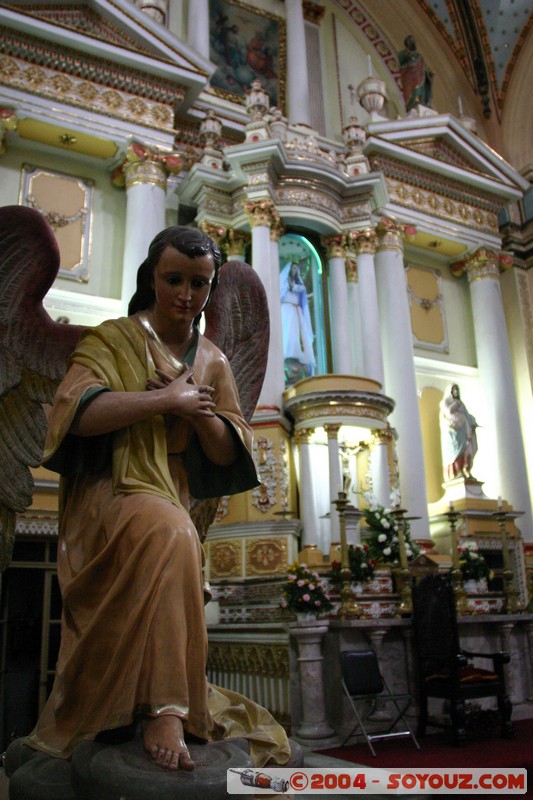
[
  {"x1": 246, "y1": 538, "x2": 288, "y2": 575},
  {"x1": 209, "y1": 540, "x2": 241, "y2": 578},
  {"x1": 244, "y1": 199, "x2": 276, "y2": 228},
  {"x1": 208, "y1": 643, "x2": 289, "y2": 678}
]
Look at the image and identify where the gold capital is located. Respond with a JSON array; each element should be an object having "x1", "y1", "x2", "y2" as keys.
[
  {"x1": 0, "y1": 107, "x2": 17, "y2": 155},
  {"x1": 375, "y1": 217, "x2": 416, "y2": 253},
  {"x1": 324, "y1": 423, "x2": 342, "y2": 439},
  {"x1": 223, "y1": 228, "x2": 251, "y2": 257},
  {"x1": 244, "y1": 199, "x2": 276, "y2": 228},
  {"x1": 294, "y1": 428, "x2": 314, "y2": 446},
  {"x1": 199, "y1": 221, "x2": 227, "y2": 246},
  {"x1": 350, "y1": 227, "x2": 377, "y2": 255},
  {"x1": 322, "y1": 233, "x2": 346, "y2": 259},
  {"x1": 451, "y1": 247, "x2": 513, "y2": 282}
]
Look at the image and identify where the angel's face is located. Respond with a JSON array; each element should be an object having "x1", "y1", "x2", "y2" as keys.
[{"x1": 151, "y1": 246, "x2": 215, "y2": 330}]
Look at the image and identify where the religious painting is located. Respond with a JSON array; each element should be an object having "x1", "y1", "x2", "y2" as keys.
[
  {"x1": 209, "y1": 0, "x2": 285, "y2": 109},
  {"x1": 20, "y1": 164, "x2": 93, "y2": 282},
  {"x1": 279, "y1": 233, "x2": 326, "y2": 387}
]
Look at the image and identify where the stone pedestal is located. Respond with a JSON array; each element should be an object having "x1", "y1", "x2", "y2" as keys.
[
  {"x1": 289, "y1": 620, "x2": 338, "y2": 747},
  {"x1": 5, "y1": 734, "x2": 304, "y2": 800}
]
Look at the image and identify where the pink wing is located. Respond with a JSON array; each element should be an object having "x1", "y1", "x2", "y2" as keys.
[
  {"x1": 191, "y1": 260, "x2": 270, "y2": 540},
  {"x1": 0, "y1": 205, "x2": 84, "y2": 569}
]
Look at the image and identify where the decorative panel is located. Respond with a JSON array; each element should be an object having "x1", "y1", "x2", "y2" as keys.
[
  {"x1": 20, "y1": 164, "x2": 93, "y2": 282},
  {"x1": 406, "y1": 264, "x2": 448, "y2": 352}
]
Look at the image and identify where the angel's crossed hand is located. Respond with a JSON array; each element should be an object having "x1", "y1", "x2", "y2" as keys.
[{"x1": 146, "y1": 367, "x2": 215, "y2": 419}]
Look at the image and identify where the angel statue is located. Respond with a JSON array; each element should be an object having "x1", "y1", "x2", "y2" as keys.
[{"x1": 0, "y1": 205, "x2": 295, "y2": 794}]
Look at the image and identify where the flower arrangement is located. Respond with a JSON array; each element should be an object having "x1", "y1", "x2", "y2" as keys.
[
  {"x1": 363, "y1": 494, "x2": 421, "y2": 566},
  {"x1": 458, "y1": 541, "x2": 492, "y2": 581},
  {"x1": 280, "y1": 562, "x2": 333, "y2": 617},
  {"x1": 330, "y1": 544, "x2": 376, "y2": 585}
]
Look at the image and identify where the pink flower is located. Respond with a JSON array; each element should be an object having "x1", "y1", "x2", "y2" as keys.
[
  {"x1": 280, "y1": 599, "x2": 287, "y2": 607},
  {"x1": 288, "y1": 574, "x2": 296, "y2": 581},
  {"x1": 314, "y1": 600, "x2": 321, "y2": 606},
  {"x1": 308, "y1": 583, "x2": 315, "y2": 591},
  {"x1": 303, "y1": 593, "x2": 311, "y2": 602},
  {"x1": 297, "y1": 579, "x2": 306, "y2": 587}
]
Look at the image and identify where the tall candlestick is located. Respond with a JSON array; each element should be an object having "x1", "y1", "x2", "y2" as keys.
[{"x1": 367, "y1": 54, "x2": 373, "y2": 77}]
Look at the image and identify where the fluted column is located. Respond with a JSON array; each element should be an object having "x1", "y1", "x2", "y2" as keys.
[
  {"x1": 375, "y1": 218, "x2": 429, "y2": 538},
  {"x1": 455, "y1": 248, "x2": 533, "y2": 540},
  {"x1": 187, "y1": 0, "x2": 209, "y2": 58},
  {"x1": 323, "y1": 234, "x2": 353, "y2": 374},
  {"x1": 121, "y1": 157, "x2": 167, "y2": 313},
  {"x1": 285, "y1": 0, "x2": 312, "y2": 127},
  {"x1": 353, "y1": 228, "x2": 385, "y2": 386},
  {"x1": 370, "y1": 428, "x2": 394, "y2": 507},
  {"x1": 345, "y1": 255, "x2": 363, "y2": 374},
  {"x1": 324, "y1": 424, "x2": 342, "y2": 549},
  {"x1": 295, "y1": 429, "x2": 321, "y2": 549},
  {"x1": 245, "y1": 200, "x2": 284, "y2": 409}
]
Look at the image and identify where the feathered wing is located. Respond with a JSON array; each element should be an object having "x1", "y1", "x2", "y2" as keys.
[
  {"x1": 191, "y1": 260, "x2": 270, "y2": 540},
  {"x1": 0, "y1": 205, "x2": 84, "y2": 570}
]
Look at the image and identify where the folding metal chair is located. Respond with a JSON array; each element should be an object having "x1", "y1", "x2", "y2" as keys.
[{"x1": 340, "y1": 648, "x2": 420, "y2": 756}]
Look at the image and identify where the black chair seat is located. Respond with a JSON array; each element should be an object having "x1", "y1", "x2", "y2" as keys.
[{"x1": 340, "y1": 649, "x2": 420, "y2": 756}]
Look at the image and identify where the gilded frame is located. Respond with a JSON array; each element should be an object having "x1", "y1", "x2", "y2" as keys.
[
  {"x1": 209, "y1": 0, "x2": 286, "y2": 110},
  {"x1": 19, "y1": 164, "x2": 94, "y2": 282}
]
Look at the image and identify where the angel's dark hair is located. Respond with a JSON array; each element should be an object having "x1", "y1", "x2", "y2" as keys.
[{"x1": 127, "y1": 226, "x2": 222, "y2": 325}]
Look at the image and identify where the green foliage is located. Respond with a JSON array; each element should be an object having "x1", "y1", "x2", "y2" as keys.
[
  {"x1": 330, "y1": 544, "x2": 376, "y2": 584},
  {"x1": 459, "y1": 541, "x2": 491, "y2": 581},
  {"x1": 280, "y1": 561, "x2": 333, "y2": 616},
  {"x1": 363, "y1": 502, "x2": 421, "y2": 566}
]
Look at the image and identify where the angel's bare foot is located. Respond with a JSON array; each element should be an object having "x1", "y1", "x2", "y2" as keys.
[{"x1": 141, "y1": 715, "x2": 195, "y2": 771}]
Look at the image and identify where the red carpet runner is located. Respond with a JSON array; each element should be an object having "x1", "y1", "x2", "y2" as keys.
[{"x1": 316, "y1": 718, "x2": 533, "y2": 797}]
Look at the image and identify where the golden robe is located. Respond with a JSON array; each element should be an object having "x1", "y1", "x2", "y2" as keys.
[{"x1": 27, "y1": 317, "x2": 291, "y2": 767}]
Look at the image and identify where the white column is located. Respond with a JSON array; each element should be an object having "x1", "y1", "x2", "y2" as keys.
[
  {"x1": 285, "y1": 0, "x2": 312, "y2": 127},
  {"x1": 269, "y1": 221, "x2": 288, "y2": 405},
  {"x1": 325, "y1": 424, "x2": 342, "y2": 550},
  {"x1": 375, "y1": 220, "x2": 429, "y2": 538},
  {"x1": 121, "y1": 159, "x2": 167, "y2": 314},
  {"x1": 246, "y1": 201, "x2": 285, "y2": 409},
  {"x1": 324, "y1": 235, "x2": 354, "y2": 374},
  {"x1": 187, "y1": 0, "x2": 210, "y2": 59},
  {"x1": 463, "y1": 249, "x2": 533, "y2": 539},
  {"x1": 355, "y1": 229, "x2": 385, "y2": 386},
  {"x1": 346, "y1": 258, "x2": 364, "y2": 374},
  {"x1": 297, "y1": 430, "x2": 321, "y2": 549},
  {"x1": 370, "y1": 429, "x2": 393, "y2": 507}
]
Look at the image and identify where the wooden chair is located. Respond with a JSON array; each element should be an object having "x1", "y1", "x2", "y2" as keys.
[{"x1": 411, "y1": 573, "x2": 514, "y2": 745}]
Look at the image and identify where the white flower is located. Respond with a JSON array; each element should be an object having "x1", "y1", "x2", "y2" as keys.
[
  {"x1": 378, "y1": 533, "x2": 387, "y2": 543},
  {"x1": 382, "y1": 520, "x2": 390, "y2": 529},
  {"x1": 383, "y1": 547, "x2": 392, "y2": 556}
]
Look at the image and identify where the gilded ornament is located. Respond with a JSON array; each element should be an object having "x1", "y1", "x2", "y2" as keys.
[
  {"x1": 50, "y1": 74, "x2": 72, "y2": 94},
  {"x1": 244, "y1": 199, "x2": 276, "y2": 229},
  {"x1": 102, "y1": 90, "x2": 123, "y2": 110},
  {"x1": 128, "y1": 97, "x2": 148, "y2": 117},
  {"x1": 76, "y1": 81, "x2": 98, "y2": 101},
  {"x1": 246, "y1": 538, "x2": 288, "y2": 575},
  {"x1": 24, "y1": 65, "x2": 46, "y2": 86},
  {"x1": 209, "y1": 541, "x2": 241, "y2": 578},
  {"x1": 0, "y1": 57, "x2": 19, "y2": 78}
]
